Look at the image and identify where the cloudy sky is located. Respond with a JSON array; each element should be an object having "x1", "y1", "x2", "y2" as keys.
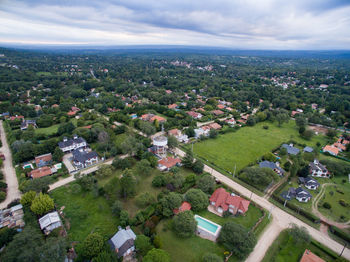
[{"x1": 0, "y1": 0, "x2": 349, "y2": 49}]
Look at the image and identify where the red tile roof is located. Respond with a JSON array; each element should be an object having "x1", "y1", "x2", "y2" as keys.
[
  {"x1": 82, "y1": 125, "x2": 92, "y2": 129},
  {"x1": 151, "y1": 115, "x2": 166, "y2": 122},
  {"x1": 212, "y1": 110, "x2": 224, "y2": 116},
  {"x1": 158, "y1": 157, "x2": 181, "y2": 169},
  {"x1": 217, "y1": 104, "x2": 225, "y2": 109},
  {"x1": 299, "y1": 249, "x2": 325, "y2": 262},
  {"x1": 168, "y1": 104, "x2": 178, "y2": 109},
  {"x1": 168, "y1": 129, "x2": 179, "y2": 136},
  {"x1": 30, "y1": 166, "x2": 52, "y2": 179},
  {"x1": 209, "y1": 188, "x2": 250, "y2": 214},
  {"x1": 67, "y1": 111, "x2": 76, "y2": 116},
  {"x1": 35, "y1": 153, "x2": 52, "y2": 166},
  {"x1": 323, "y1": 145, "x2": 339, "y2": 155},
  {"x1": 173, "y1": 201, "x2": 192, "y2": 214},
  {"x1": 208, "y1": 123, "x2": 222, "y2": 130}
]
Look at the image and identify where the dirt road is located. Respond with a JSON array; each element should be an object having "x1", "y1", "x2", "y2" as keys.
[
  {"x1": 0, "y1": 121, "x2": 21, "y2": 209},
  {"x1": 174, "y1": 148, "x2": 350, "y2": 261}
]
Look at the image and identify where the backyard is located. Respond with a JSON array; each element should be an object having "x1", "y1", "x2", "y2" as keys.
[
  {"x1": 190, "y1": 121, "x2": 327, "y2": 173},
  {"x1": 36, "y1": 118, "x2": 78, "y2": 136},
  {"x1": 262, "y1": 230, "x2": 339, "y2": 262}
]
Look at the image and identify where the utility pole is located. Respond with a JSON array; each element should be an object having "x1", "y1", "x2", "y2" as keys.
[
  {"x1": 268, "y1": 206, "x2": 274, "y2": 219},
  {"x1": 233, "y1": 164, "x2": 236, "y2": 178},
  {"x1": 340, "y1": 243, "x2": 347, "y2": 257}
]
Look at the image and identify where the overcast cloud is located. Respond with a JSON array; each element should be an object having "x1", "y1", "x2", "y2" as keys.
[{"x1": 0, "y1": 0, "x2": 349, "y2": 49}]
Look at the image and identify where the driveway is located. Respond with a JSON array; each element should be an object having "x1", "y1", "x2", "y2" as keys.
[
  {"x1": 174, "y1": 148, "x2": 350, "y2": 261},
  {"x1": 0, "y1": 121, "x2": 21, "y2": 209},
  {"x1": 62, "y1": 153, "x2": 76, "y2": 173}
]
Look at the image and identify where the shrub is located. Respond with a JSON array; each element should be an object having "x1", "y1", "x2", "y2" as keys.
[
  {"x1": 339, "y1": 199, "x2": 348, "y2": 207},
  {"x1": 0, "y1": 181, "x2": 8, "y2": 189},
  {"x1": 263, "y1": 125, "x2": 269, "y2": 130},
  {"x1": 322, "y1": 202, "x2": 331, "y2": 209},
  {"x1": 0, "y1": 192, "x2": 6, "y2": 202},
  {"x1": 135, "y1": 192, "x2": 156, "y2": 208}
]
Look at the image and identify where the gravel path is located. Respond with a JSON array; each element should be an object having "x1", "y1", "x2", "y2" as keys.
[{"x1": 0, "y1": 121, "x2": 21, "y2": 209}]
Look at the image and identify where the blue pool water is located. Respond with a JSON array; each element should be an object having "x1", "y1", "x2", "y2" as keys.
[{"x1": 195, "y1": 216, "x2": 219, "y2": 233}]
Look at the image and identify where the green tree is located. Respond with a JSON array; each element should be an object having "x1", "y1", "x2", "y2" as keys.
[
  {"x1": 135, "y1": 234, "x2": 154, "y2": 257},
  {"x1": 182, "y1": 151, "x2": 194, "y2": 168},
  {"x1": 218, "y1": 222, "x2": 256, "y2": 259},
  {"x1": 173, "y1": 210, "x2": 197, "y2": 238},
  {"x1": 193, "y1": 159, "x2": 204, "y2": 174},
  {"x1": 135, "y1": 192, "x2": 156, "y2": 208},
  {"x1": 143, "y1": 248, "x2": 171, "y2": 262},
  {"x1": 160, "y1": 192, "x2": 183, "y2": 217},
  {"x1": 81, "y1": 232, "x2": 104, "y2": 259},
  {"x1": 289, "y1": 224, "x2": 311, "y2": 245},
  {"x1": 209, "y1": 129, "x2": 218, "y2": 138},
  {"x1": 168, "y1": 135, "x2": 179, "y2": 149},
  {"x1": 30, "y1": 192, "x2": 54, "y2": 215},
  {"x1": 295, "y1": 116, "x2": 307, "y2": 127},
  {"x1": 326, "y1": 129, "x2": 337, "y2": 138},
  {"x1": 135, "y1": 159, "x2": 152, "y2": 176},
  {"x1": 119, "y1": 210, "x2": 129, "y2": 227},
  {"x1": 52, "y1": 147, "x2": 64, "y2": 162},
  {"x1": 111, "y1": 200, "x2": 123, "y2": 217},
  {"x1": 96, "y1": 164, "x2": 114, "y2": 178},
  {"x1": 185, "y1": 188, "x2": 208, "y2": 211},
  {"x1": 20, "y1": 190, "x2": 37, "y2": 206},
  {"x1": 197, "y1": 174, "x2": 215, "y2": 194},
  {"x1": 120, "y1": 169, "x2": 136, "y2": 198},
  {"x1": 185, "y1": 127, "x2": 195, "y2": 138}
]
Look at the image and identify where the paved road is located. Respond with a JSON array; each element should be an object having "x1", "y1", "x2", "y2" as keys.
[
  {"x1": 174, "y1": 148, "x2": 350, "y2": 261},
  {"x1": 0, "y1": 121, "x2": 21, "y2": 209}
]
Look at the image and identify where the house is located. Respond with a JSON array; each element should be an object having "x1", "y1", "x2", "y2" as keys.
[
  {"x1": 309, "y1": 159, "x2": 330, "y2": 178},
  {"x1": 212, "y1": 110, "x2": 224, "y2": 116},
  {"x1": 20, "y1": 120, "x2": 37, "y2": 130},
  {"x1": 259, "y1": 161, "x2": 285, "y2": 176},
  {"x1": 217, "y1": 104, "x2": 225, "y2": 109},
  {"x1": 109, "y1": 226, "x2": 137, "y2": 258},
  {"x1": 322, "y1": 145, "x2": 339, "y2": 156},
  {"x1": 300, "y1": 249, "x2": 325, "y2": 262},
  {"x1": 194, "y1": 127, "x2": 210, "y2": 138},
  {"x1": 168, "y1": 103, "x2": 178, "y2": 109},
  {"x1": 289, "y1": 187, "x2": 312, "y2": 202},
  {"x1": 72, "y1": 149, "x2": 99, "y2": 169},
  {"x1": 187, "y1": 111, "x2": 202, "y2": 119},
  {"x1": 0, "y1": 204, "x2": 25, "y2": 229},
  {"x1": 35, "y1": 153, "x2": 52, "y2": 167},
  {"x1": 158, "y1": 156, "x2": 181, "y2": 171},
  {"x1": 9, "y1": 115, "x2": 24, "y2": 121},
  {"x1": 299, "y1": 177, "x2": 320, "y2": 190},
  {"x1": 58, "y1": 135, "x2": 87, "y2": 152},
  {"x1": 209, "y1": 188, "x2": 250, "y2": 216},
  {"x1": 208, "y1": 122, "x2": 222, "y2": 130},
  {"x1": 303, "y1": 146, "x2": 314, "y2": 153},
  {"x1": 30, "y1": 166, "x2": 56, "y2": 179},
  {"x1": 168, "y1": 128, "x2": 189, "y2": 143},
  {"x1": 39, "y1": 211, "x2": 62, "y2": 235},
  {"x1": 282, "y1": 144, "x2": 300, "y2": 155},
  {"x1": 225, "y1": 118, "x2": 236, "y2": 126},
  {"x1": 173, "y1": 201, "x2": 192, "y2": 214},
  {"x1": 334, "y1": 142, "x2": 346, "y2": 151},
  {"x1": 150, "y1": 115, "x2": 166, "y2": 123}
]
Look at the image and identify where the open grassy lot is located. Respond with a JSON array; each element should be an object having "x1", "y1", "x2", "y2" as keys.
[
  {"x1": 191, "y1": 121, "x2": 327, "y2": 173},
  {"x1": 318, "y1": 177, "x2": 350, "y2": 222},
  {"x1": 50, "y1": 183, "x2": 119, "y2": 242},
  {"x1": 36, "y1": 119, "x2": 77, "y2": 136},
  {"x1": 262, "y1": 230, "x2": 339, "y2": 262},
  {"x1": 157, "y1": 220, "x2": 237, "y2": 262}
]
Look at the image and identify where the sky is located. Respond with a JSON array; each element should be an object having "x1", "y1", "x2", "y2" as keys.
[{"x1": 0, "y1": 0, "x2": 350, "y2": 49}]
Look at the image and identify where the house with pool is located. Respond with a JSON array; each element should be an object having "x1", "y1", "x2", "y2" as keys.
[{"x1": 194, "y1": 215, "x2": 221, "y2": 242}]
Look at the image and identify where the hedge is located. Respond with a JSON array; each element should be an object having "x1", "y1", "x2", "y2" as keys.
[{"x1": 329, "y1": 226, "x2": 350, "y2": 244}]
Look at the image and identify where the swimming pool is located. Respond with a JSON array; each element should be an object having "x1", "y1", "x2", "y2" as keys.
[{"x1": 194, "y1": 215, "x2": 221, "y2": 241}]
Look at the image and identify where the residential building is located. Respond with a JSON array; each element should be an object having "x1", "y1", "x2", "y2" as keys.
[
  {"x1": 158, "y1": 156, "x2": 181, "y2": 171},
  {"x1": 141, "y1": 113, "x2": 166, "y2": 123},
  {"x1": 20, "y1": 119, "x2": 37, "y2": 130},
  {"x1": 298, "y1": 177, "x2": 320, "y2": 190},
  {"x1": 225, "y1": 118, "x2": 236, "y2": 126},
  {"x1": 322, "y1": 145, "x2": 339, "y2": 156},
  {"x1": 285, "y1": 187, "x2": 312, "y2": 202},
  {"x1": 35, "y1": 153, "x2": 52, "y2": 167},
  {"x1": 303, "y1": 146, "x2": 314, "y2": 153},
  {"x1": 109, "y1": 226, "x2": 137, "y2": 258},
  {"x1": 309, "y1": 159, "x2": 330, "y2": 178},
  {"x1": 282, "y1": 144, "x2": 300, "y2": 155},
  {"x1": 300, "y1": 249, "x2": 325, "y2": 262},
  {"x1": 194, "y1": 127, "x2": 210, "y2": 138},
  {"x1": 208, "y1": 122, "x2": 222, "y2": 130},
  {"x1": 212, "y1": 110, "x2": 224, "y2": 116},
  {"x1": 39, "y1": 211, "x2": 62, "y2": 235},
  {"x1": 187, "y1": 111, "x2": 202, "y2": 119},
  {"x1": 173, "y1": 201, "x2": 192, "y2": 214},
  {"x1": 58, "y1": 135, "x2": 87, "y2": 152},
  {"x1": 168, "y1": 103, "x2": 178, "y2": 109},
  {"x1": 259, "y1": 161, "x2": 285, "y2": 176},
  {"x1": 209, "y1": 188, "x2": 250, "y2": 216},
  {"x1": 30, "y1": 166, "x2": 57, "y2": 179},
  {"x1": 72, "y1": 149, "x2": 99, "y2": 169},
  {"x1": 0, "y1": 204, "x2": 25, "y2": 229}
]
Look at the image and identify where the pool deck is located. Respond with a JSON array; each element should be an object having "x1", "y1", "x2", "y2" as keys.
[{"x1": 194, "y1": 214, "x2": 222, "y2": 242}]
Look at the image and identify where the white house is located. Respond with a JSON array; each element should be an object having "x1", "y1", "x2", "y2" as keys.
[
  {"x1": 39, "y1": 211, "x2": 62, "y2": 235},
  {"x1": 58, "y1": 135, "x2": 87, "y2": 152},
  {"x1": 72, "y1": 149, "x2": 99, "y2": 169},
  {"x1": 309, "y1": 159, "x2": 330, "y2": 178},
  {"x1": 194, "y1": 128, "x2": 210, "y2": 139}
]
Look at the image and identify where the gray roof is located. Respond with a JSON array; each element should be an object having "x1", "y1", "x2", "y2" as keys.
[
  {"x1": 72, "y1": 150, "x2": 98, "y2": 164},
  {"x1": 282, "y1": 144, "x2": 300, "y2": 155},
  {"x1": 303, "y1": 146, "x2": 314, "y2": 153},
  {"x1": 109, "y1": 227, "x2": 136, "y2": 256},
  {"x1": 39, "y1": 211, "x2": 62, "y2": 232},
  {"x1": 298, "y1": 176, "x2": 320, "y2": 187},
  {"x1": 309, "y1": 160, "x2": 327, "y2": 172},
  {"x1": 295, "y1": 187, "x2": 312, "y2": 198},
  {"x1": 21, "y1": 119, "x2": 36, "y2": 129},
  {"x1": 259, "y1": 161, "x2": 285, "y2": 174},
  {"x1": 58, "y1": 136, "x2": 86, "y2": 149}
]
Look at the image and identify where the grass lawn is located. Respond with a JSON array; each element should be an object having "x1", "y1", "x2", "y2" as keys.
[
  {"x1": 36, "y1": 119, "x2": 78, "y2": 136},
  {"x1": 50, "y1": 183, "x2": 119, "y2": 242},
  {"x1": 197, "y1": 204, "x2": 263, "y2": 230},
  {"x1": 191, "y1": 121, "x2": 327, "y2": 173},
  {"x1": 262, "y1": 230, "x2": 338, "y2": 262},
  {"x1": 156, "y1": 220, "x2": 237, "y2": 262},
  {"x1": 318, "y1": 178, "x2": 350, "y2": 222}
]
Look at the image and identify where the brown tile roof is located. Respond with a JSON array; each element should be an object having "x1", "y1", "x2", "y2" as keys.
[
  {"x1": 212, "y1": 110, "x2": 224, "y2": 116},
  {"x1": 208, "y1": 123, "x2": 222, "y2": 130},
  {"x1": 35, "y1": 153, "x2": 52, "y2": 166},
  {"x1": 323, "y1": 145, "x2": 339, "y2": 155},
  {"x1": 158, "y1": 157, "x2": 181, "y2": 169},
  {"x1": 299, "y1": 249, "x2": 325, "y2": 262},
  {"x1": 30, "y1": 166, "x2": 52, "y2": 179},
  {"x1": 151, "y1": 115, "x2": 166, "y2": 122},
  {"x1": 168, "y1": 129, "x2": 179, "y2": 136},
  {"x1": 173, "y1": 201, "x2": 192, "y2": 214},
  {"x1": 168, "y1": 104, "x2": 178, "y2": 109},
  {"x1": 209, "y1": 188, "x2": 250, "y2": 214}
]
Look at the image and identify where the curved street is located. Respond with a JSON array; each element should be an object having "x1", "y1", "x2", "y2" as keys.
[
  {"x1": 174, "y1": 148, "x2": 350, "y2": 262},
  {"x1": 0, "y1": 121, "x2": 21, "y2": 209}
]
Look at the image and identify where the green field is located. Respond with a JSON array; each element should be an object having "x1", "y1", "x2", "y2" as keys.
[
  {"x1": 262, "y1": 230, "x2": 338, "y2": 262},
  {"x1": 50, "y1": 183, "x2": 119, "y2": 242},
  {"x1": 191, "y1": 121, "x2": 327, "y2": 173},
  {"x1": 36, "y1": 119, "x2": 77, "y2": 135}
]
